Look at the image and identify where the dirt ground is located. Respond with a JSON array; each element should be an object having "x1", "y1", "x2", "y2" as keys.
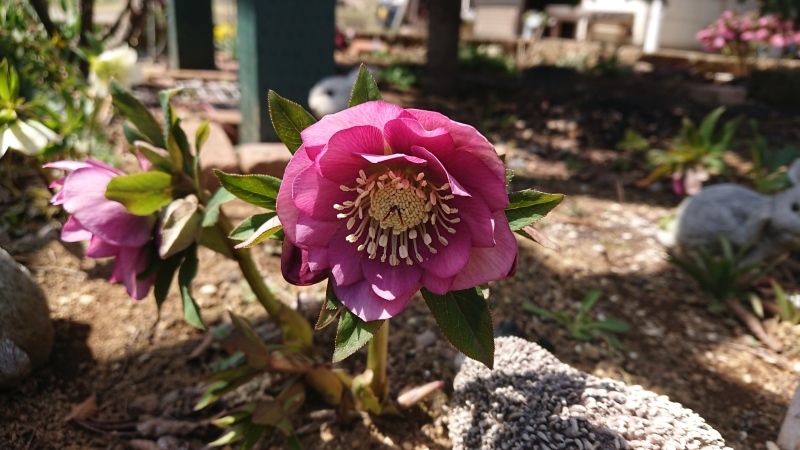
[{"x1": 3, "y1": 66, "x2": 800, "y2": 450}]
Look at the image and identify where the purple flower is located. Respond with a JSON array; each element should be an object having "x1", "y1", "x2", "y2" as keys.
[
  {"x1": 46, "y1": 159, "x2": 156, "y2": 299},
  {"x1": 277, "y1": 101, "x2": 516, "y2": 321}
]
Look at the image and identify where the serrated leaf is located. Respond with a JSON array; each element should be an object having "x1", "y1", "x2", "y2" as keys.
[
  {"x1": 215, "y1": 171, "x2": 281, "y2": 210},
  {"x1": 105, "y1": 171, "x2": 173, "y2": 216},
  {"x1": 268, "y1": 91, "x2": 316, "y2": 153},
  {"x1": 333, "y1": 307, "x2": 384, "y2": 363},
  {"x1": 348, "y1": 65, "x2": 382, "y2": 107},
  {"x1": 317, "y1": 281, "x2": 344, "y2": 330},
  {"x1": 505, "y1": 190, "x2": 564, "y2": 230},
  {"x1": 234, "y1": 215, "x2": 282, "y2": 249},
  {"x1": 160, "y1": 195, "x2": 202, "y2": 258},
  {"x1": 123, "y1": 122, "x2": 149, "y2": 146},
  {"x1": 203, "y1": 187, "x2": 235, "y2": 227},
  {"x1": 178, "y1": 245, "x2": 205, "y2": 329},
  {"x1": 111, "y1": 80, "x2": 165, "y2": 148},
  {"x1": 230, "y1": 213, "x2": 277, "y2": 241},
  {"x1": 421, "y1": 287, "x2": 494, "y2": 369}
]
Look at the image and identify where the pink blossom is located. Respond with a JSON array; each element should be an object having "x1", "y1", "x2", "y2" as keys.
[
  {"x1": 46, "y1": 159, "x2": 156, "y2": 299},
  {"x1": 755, "y1": 28, "x2": 771, "y2": 41},
  {"x1": 770, "y1": 33, "x2": 788, "y2": 47},
  {"x1": 712, "y1": 36, "x2": 727, "y2": 49},
  {"x1": 741, "y1": 30, "x2": 755, "y2": 41},
  {"x1": 721, "y1": 10, "x2": 735, "y2": 20},
  {"x1": 277, "y1": 101, "x2": 516, "y2": 321}
]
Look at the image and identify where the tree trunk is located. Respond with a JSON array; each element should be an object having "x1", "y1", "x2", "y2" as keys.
[
  {"x1": 29, "y1": 0, "x2": 57, "y2": 37},
  {"x1": 425, "y1": 0, "x2": 460, "y2": 96},
  {"x1": 78, "y1": 0, "x2": 95, "y2": 75}
]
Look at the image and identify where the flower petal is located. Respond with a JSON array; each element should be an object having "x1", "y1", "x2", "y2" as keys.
[
  {"x1": 421, "y1": 272, "x2": 455, "y2": 295},
  {"x1": 112, "y1": 246, "x2": 154, "y2": 300},
  {"x1": 277, "y1": 146, "x2": 313, "y2": 243},
  {"x1": 296, "y1": 213, "x2": 340, "y2": 247},
  {"x1": 450, "y1": 196, "x2": 496, "y2": 248},
  {"x1": 61, "y1": 167, "x2": 155, "y2": 247},
  {"x1": 418, "y1": 217, "x2": 472, "y2": 279},
  {"x1": 307, "y1": 247, "x2": 329, "y2": 272},
  {"x1": 280, "y1": 239, "x2": 329, "y2": 286},
  {"x1": 383, "y1": 118, "x2": 455, "y2": 161},
  {"x1": 327, "y1": 225, "x2": 365, "y2": 286},
  {"x1": 85, "y1": 236, "x2": 119, "y2": 258},
  {"x1": 446, "y1": 150, "x2": 509, "y2": 212},
  {"x1": 333, "y1": 278, "x2": 419, "y2": 321},
  {"x1": 316, "y1": 125, "x2": 384, "y2": 184},
  {"x1": 360, "y1": 153, "x2": 428, "y2": 168},
  {"x1": 301, "y1": 101, "x2": 409, "y2": 159},
  {"x1": 61, "y1": 216, "x2": 93, "y2": 242},
  {"x1": 451, "y1": 211, "x2": 518, "y2": 291},
  {"x1": 361, "y1": 256, "x2": 423, "y2": 300},
  {"x1": 292, "y1": 164, "x2": 346, "y2": 221},
  {"x1": 406, "y1": 108, "x2": 506, "y2": 182},
  {"x1": 410, "y1": 145, "x2": 470, "y2": 197}
]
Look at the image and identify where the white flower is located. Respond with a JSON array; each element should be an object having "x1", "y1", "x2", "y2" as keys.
[
  {"x1": 89, "y1": 45, "x2": 143, "y2": 98},
  {"x1": 0, "y1": 119, "x2": 61, "y2": 158}
]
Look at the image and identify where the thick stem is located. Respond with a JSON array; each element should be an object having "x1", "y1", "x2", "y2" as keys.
[
  {"x1": 215, "y1": 212, "x2": 313, "y2": 346},
  {"x1": 367, "y1": 320, "x2": 389, "y2": 402}
]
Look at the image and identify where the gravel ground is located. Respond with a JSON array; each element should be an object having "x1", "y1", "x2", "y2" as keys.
[{"x1": 448, "y1": 336, "x2": 732, "y2": 450}]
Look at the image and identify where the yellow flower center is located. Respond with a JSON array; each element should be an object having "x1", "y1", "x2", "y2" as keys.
[{"x1": 334, "y1": 169, "x2": 460, "y2": 266}]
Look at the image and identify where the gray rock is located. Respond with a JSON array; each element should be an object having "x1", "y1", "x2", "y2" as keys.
[
  {"x1": 448, "y1": 336, "x2": 731, "y2": 450},
  {"x1": 0, "y1": 248, "x2": 54, "y2": 388}
]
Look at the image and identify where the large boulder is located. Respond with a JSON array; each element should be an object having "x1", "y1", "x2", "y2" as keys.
[
  {"x1": 0, "y1": 248, "x2": 54, "y2": 388},
  {"x1": 449, "y1": 336, "x2": 730, "y2": 450}
]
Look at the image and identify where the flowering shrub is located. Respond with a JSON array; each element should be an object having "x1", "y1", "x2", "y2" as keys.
[
  {"x1": 277, "y1": 101, "x2": 517, "y2": 322},
  {"x1": 47, "y1": 68, "x2": 563, "y2": 447},
  {"x1": 696, "y1": 10, "x2": 799, "y2": 74}
]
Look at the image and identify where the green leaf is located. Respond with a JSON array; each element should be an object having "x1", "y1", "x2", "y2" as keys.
[
  {"x1": 522, "y1": 302, "x2": 559, "y2": 321},
  {"x1": 505, "y1": 169, "x2": 514, "y2": 186},
  {"x1": 208, "y1": 428, "x2": 245, "y2": 447},
  {"x1": 268, "y1": 91, "x2": 316, "y2": 154},
  {"x1": 421, "y1": 287, "x2": 494, "y2": 369},
  {"x1": 134, "y1": 141, "x2": 173, "y2": 173},
  {"x1": 348, "y1": 65, "x2": 382, "y2": 107},
  {"x1": 333, "y1": 306, "x2": 384, "y2": 363},
  {"x1": 577, "y1": 289, "x2": 602, "y2": 323},
  {"x1": 505, "y1": 190, "x2": 564, "y2": 230},
  {"x1": 203, "y1": 187, "x2": 235, "y2": 227},
  {"x1": 122, "y1": 121, "x2": 149, "y2": 146},
  {"x1": 111, "y1": 80, "x2": 165, "y2": 148},
  {"x1": 234, "y1": 215, "x2": 283, "y2": 249},
  {"x1": 215, "y1": 171, "x2": 281, "y2": 210},
  {"x1": 698, "y1": 107, "x2": 725, "y2": 146},
  {"x1": 199, "y1": 225, "x2": 234, "y2": 258},
  {"x1": 317, "y1": 281, "x2": 344, "y2": 330},
  {"x1": 153, "y1": 252, "x2": 184, "y2": 311},
  {"x1": 178, "y1": 245, "x2": 205, "y2": 329},
  {"x1": 230, "y1": 213, "x2": 277, "y2": 241},
  {"x1": 286, "y1": 434, "x2": 305, "y2": 450},
  {"x1": 584, "y1": 319, "x2": 630, "y2": 333},
  {"x1": 105, "y1": 171, "x2": 173, "y2": 216},
  {"x1": 169, "y1": 118, "x2": 193, "y2": 175},
  {"x1": 195, "y1": 120, "x2": 211, "y2": 153}
]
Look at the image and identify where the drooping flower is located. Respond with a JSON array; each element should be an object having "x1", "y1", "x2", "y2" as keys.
[
  {"x1": 46, "y1": 159, "x2": 156, "y2": 299},
  {"x1": 277, "y1": 101, "x2": 517, "y2": 321},
  {"x1": 89, "y1": 45, "x2": 143, "y2": 98},
  {"x1": 0, "y1": 117, "x2": 60, "y2": 159}
]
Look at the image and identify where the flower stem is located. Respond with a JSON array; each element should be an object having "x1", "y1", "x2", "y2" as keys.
[
  {"x1": 216, "y1": 212, "x2": 313, "y2": 347},
  {"x1": 367, "y1": 320, "x2": 390, "y2": 402}
]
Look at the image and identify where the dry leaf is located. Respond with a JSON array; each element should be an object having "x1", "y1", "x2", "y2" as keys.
[
  {"x1": 397, "y1": 380, "x2": 444, "y2": 408},
  {"x1": 130, "y1": 394, "x2": 160, "y2": 415},
  {"x1": 63, "y1": 395, "x2": 98, "y2": 422},
  {"x1": 521, "y1": 226, "x2": 561, "y2": 251},
  {"x1": 126, "y1": 439, "x2": 159, "y2": 450},
  {"x1": 136, "y1": 415, "x2": 198, "y2": 437}
]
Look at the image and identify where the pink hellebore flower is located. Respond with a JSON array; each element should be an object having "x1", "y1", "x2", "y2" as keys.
[
  {"x1": 277, "y1": 101, "x2": 517, "y2": 322},
  {"x1": 47, "y1": 159, "x2": 156, "y2": 299}
]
